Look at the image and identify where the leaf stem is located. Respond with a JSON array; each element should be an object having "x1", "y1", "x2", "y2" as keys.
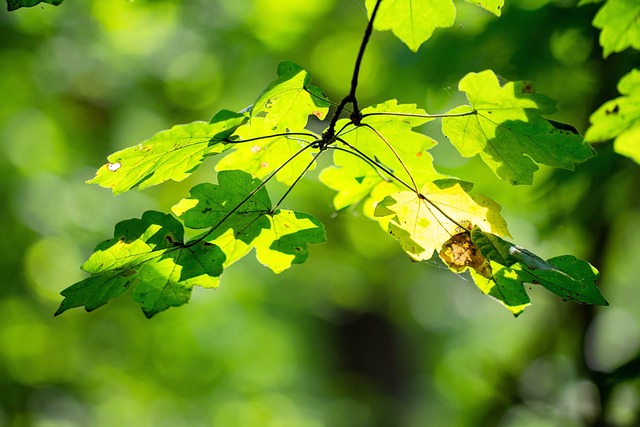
[
  {"x1": 272, "y1": 150, "x2": 325, "y2": 211},
  {"x1": 335, "y1": 137, "x2": 469, "y2": 233},
  {"x1": 360, "y1": 110, "x2": 478, "y2": 120},
  {"x1": 190, "y1": 143, "x2": 319, "y2": 245},
  {"x1": 226, "y1": 132, "x2": 318, "y2": 144}
]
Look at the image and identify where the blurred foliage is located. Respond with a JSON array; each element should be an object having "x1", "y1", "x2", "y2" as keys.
[{"x1": 1, "y1": 0, "x2": 639, "y2": 426}]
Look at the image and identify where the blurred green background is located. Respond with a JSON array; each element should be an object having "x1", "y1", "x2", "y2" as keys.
[{"x1": 1, "y1": 0, "x2": 640, "y2": 426}]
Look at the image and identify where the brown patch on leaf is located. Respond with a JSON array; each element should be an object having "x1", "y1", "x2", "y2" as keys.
[{"x1": 439, "y1": 232, "x2": 492, "y2": 278}]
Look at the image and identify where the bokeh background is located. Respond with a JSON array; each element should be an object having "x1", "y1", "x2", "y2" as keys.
[{"x1": 1, "y1": 0, "x2": 639, "y2": 425}]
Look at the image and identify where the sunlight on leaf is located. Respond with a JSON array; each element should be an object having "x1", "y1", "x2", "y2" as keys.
[
  {"x1": 55, "y1": 211, "x2": 225, "y2": 318},
  {"x1": 586, "y1": 68, "x2": 640, "y2": 164},
  {"x1": 464, "y1": 0, "x2": 504, "y2": 16},
  {"x1": 173, "y1": 170, "x2": 326, "y2": 273},
  {"x1": 365, "y1": 0, "x2": 456, "y2": 52},
  {"x1": 373, "y1": 182, "x2": 509, "y2": 261},
  {"x1": 216, "y1": 117, "x2": 318, "y2": 185},
  {"x1": 442, "y1": 70, "x2": 595, "y2": 184},
  {"x1": 471, "y1": 228, "x2": 608, "y2": 308},
  {"x1": 592, "y1": 0, "x2": 640, "y2": 57},
  {"x1": 251, "y1": 61, "x2": 330, "y2": 131},
  {"x1": 469, "y1": 264, "x2": 531, "y2": 316},
  {"x1": 88, "y1": 110, "x2": 247, "y2": 194}
]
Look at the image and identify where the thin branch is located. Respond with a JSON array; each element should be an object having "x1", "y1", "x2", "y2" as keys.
[
  {"x1": 359, "y1": 122, "x2": 420, "y2": 192},
  {"x1": 336, "y1": 137, "x2": 415, "y2": 193},
  {"x1": 189, "y1": 143, "x2": 318, "y2": 246},
  {"x1": 272, "y1": 150, "x2": 325, "y2": 211},
  {"x1": 335, "y1": 138, "x2": 468, "y2": 232},
  {"x1": 324, "y1": 0, "x2": 384, "y2": 139},
  {"x1": 360, "y1": 110, "x2": 478, "y2": 120},
  {"x1": 225, "y1": 132, "x2": 318, "y2": 144},
  {"x1": 328, "y1": 145, "x2": 391, "y2": 182}
]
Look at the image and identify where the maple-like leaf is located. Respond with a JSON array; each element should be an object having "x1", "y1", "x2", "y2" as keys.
[
  {"x1": 586, "y1": 68, "x2": 640, "y2": 164},
  {"x1": 251, "y1": 61, "x2": 330, "y2": 132},
  {"x1": 216, "y1": 117, "x2": 318, "y2": 185},
  {"x1": 592, "y1": 0, "x2": 640, "y2": 57},
  {"x1": 442, "y1": 70, "x2": 595, "y2": 184},
  {"x1": 55, "y1": 211, "x2": 225, "y2": 318},
  {"x1": 172, "y1": 170, "x2": 326, "y2": 273},
  {"x1": 365, "y1": 0, "x2": 456, "y2": 52},
  {"x1": 373, "y1": 181, "x2": 510, "y2": 261},
  {"x1": 471, "y1": 228, "x2": 608, "y2": 307},
  {"x1": 88, "y1": 110, "x2": 247, "y2": 194}
]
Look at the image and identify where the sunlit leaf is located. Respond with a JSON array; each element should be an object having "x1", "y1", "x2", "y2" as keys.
[
  {"x1": 172, "y1": 170, "x2": 326, "y2": 273},
  {"x1": 55, "y1": 211, "x2": 225, "y2": 318},
  {"x1": 216, "y1": 117, "x2": 318, "y2": 185},
  {"x1": 252, "y1": 61, "x2": 330, "y2": 131},
  {"x1": 88, "y1": 110, "x2": 247, "y2": 194},
  {"x1": 592, "y1": 0, "x2": 640, "y2": 57},
  {"x1": 365, "y1": 0, "x2": 456, "y2": 52},
  {"x1": 586, "y1": 68, "x2": 640, "y2": 164},
  {"x1": 472, "y1": 228, "x2": 608, "y2": 307},
  {"x1": 6, "y1": 0, "x2": 63, "y2": 11},
  {"x1": 464, "y1": 0, "x2": 504, "y2": 16},
  {"x1": 374, "y1": 182, "x2": 509, "y2": 261},
  {"x1": 442, "y1": 70, "x2": 595, "y2": 184},
  {"x1": 469, "y1": 263, "x2": 531, "y2": 316}
]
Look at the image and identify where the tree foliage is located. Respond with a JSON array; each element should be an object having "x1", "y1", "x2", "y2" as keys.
[{"x1": 23, "y1": 0, "x2": 617, "y2": 318}]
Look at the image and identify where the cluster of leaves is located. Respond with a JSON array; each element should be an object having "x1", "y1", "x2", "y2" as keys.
[
  {"x1": 12, "y1": 0, "x2": 610, "y2": 318},
  {"x1": 584, "y1": 0, "x2": 640, "y2": 164}
]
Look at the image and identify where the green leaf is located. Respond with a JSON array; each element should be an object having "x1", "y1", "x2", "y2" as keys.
[
  {"x1": 172, "y1": 170, "x2": 326, "y2": 273},
  {"x1": 472, "y1": 229, "x2": 608, "y2": 307},
  {"x1": 251, "y1": 61, "x2": 330, "y2": 132},
  {"x1": 464, "y1": 0, "x2": 504, "y2": 16},
  {"x1": 586, "y1": 69, "x2": 640, "y2": 164},
  {"x1": 55, "y1": 211, "x2": 226, "y2": 318},
  {"x1": 374, "y1": 182, "x2": 510, "y2": 261},
  {"x1": 442, "y1": 70, "x2": 595, "y2": 184},
  {"x1": 592, "y1": 0, "x2": 640, "y2": 57},
  {"x1": 365, "y1": 0, "x2": 456, "y2": 52},
  {"x1": 7, "y1": 0, "x2": 63, "y2": 11},
  {"x1": 88, "y1": 110, "x2": 247, "y2": 194},
  {"x1": 339, "y1": 100, "x2": 440, "y2": 187},
  {"x1": 216, "y1": 117, "x2": 318, "y2": 185},
  {"x1": 319, "y1": 151, "x2": 390, "y2": 211},
  {"x1": 470, "y1": 264, "x2": 531, "y2": 316},
  {"x1": 518, "y1": 255, "x2": 608, "y2": 306}
]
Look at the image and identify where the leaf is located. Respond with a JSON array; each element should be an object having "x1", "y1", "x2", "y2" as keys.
[
  {"x1": 519, "y1": 256, "x2": 608, "y2": 306},
  {"x1": 216, "y1": 117, "x2": 318, "y2": 185},
  {"x1": 172, "y1": 170, "x2": 326, "y2": 273},
  {"x1": 251, "y1": 61, "x2": 330, "y2": 131},
  {"x1": 464, "y1": 0, "x2": 504, "y2": 16},
  {"x1": 439, "y1": 231, "x2": 492, "y2": 278},
  {"x1": 319, "y1": 159, "x2": 385, "y2": 211},
  {"x1": 365, "y1": 0, "x2": 456, "y2": 52},
  {"x1": 88, "y1": 110, "x2": 247, "y2": 194},
  {"x1": 472, "y1": 228, "x2": 609, "y2": 306},
  {"x1": 586, "y1": 69, "x2": 640, "y2": 164},
  {"x1": 7, "y1": 0, "x2": 63, "y2": 11},
  {"x1": 341, "y1": 100, "x2": 440, "y2": 186},
  {"x1": 442, "y1": 70, "x2": 595, "y2": 184},
  {"x1": 55, "y1": 211, "x2": 226, "y2": 318},
  {"x1": 469, "y1": 264, "x2": 531, "y2": 316},
  {"x1": 373, "y1": 182, "x2": 510, "y2": 261},
  {"x1": 592, "y1": 0, "x2": 640, "y2": 57}
]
